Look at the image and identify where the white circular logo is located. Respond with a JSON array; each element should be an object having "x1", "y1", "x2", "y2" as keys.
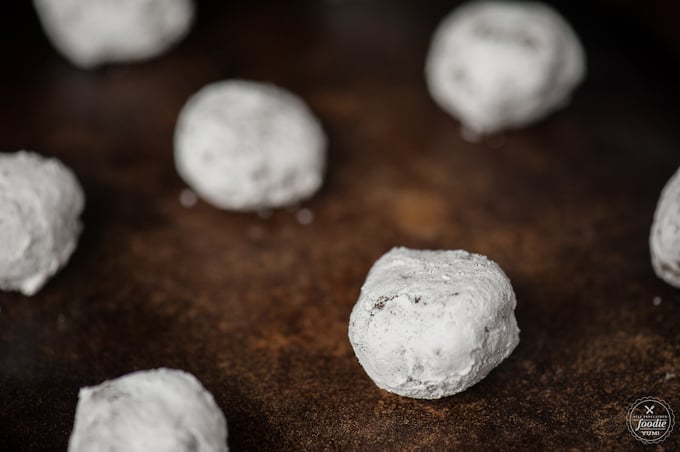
[{"x1": 627, "y1": 397, "x2": 675, "y2": 444}]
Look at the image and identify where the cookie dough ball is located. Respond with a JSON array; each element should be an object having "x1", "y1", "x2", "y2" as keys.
[
  {"x1": 0, "y1": 151, "x2": 84, "y2": 296},
  {"x1": 33, "y1": 0, "x2": 195, "y2": 68},
  {"x1": 348, "y1": 247, "x2": 520, "y2": 399},
  {"x1": 68, "y1": 368, "x2": 228, "y2": 452},
  {"x1": 174, "y1": 80, "x2": 327, "y2": 210},
  {"x1": 426, "y1": 1, "x2": 585, "y2": 137},
  {"x1": 650, "y1": 167, "x2": 680, "y2": 287}
]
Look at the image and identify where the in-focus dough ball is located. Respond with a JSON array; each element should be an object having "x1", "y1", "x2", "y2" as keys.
[
  {"x1": 426, "y1": 1, "x2": 585, "y2": 137},
  {"x1": 175, "y1": 80, "x2": 327, "y2": 211},
  {"x1": 33, "y1": 0, "x2": 195, "y2": 68},
  {"x1": 650, "y1": 167, "x2": 680, "y2": 287},
  {"x1": 0, "y1": 151, "x2": 84, "y2": 296},
  {"x1": 348, "y1": 247, "x2": 520, "y2": 399},
  {"x1": 68, "y1": 368, "x2": 228, "y2": 452}
]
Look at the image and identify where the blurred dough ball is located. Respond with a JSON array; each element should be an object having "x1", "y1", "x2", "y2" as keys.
[
  {"x1": 426, "y1": 1, "x2": 585, "y2": 137},
  {"x1": 33, "y1": 0, "x2": 195, "y2": 68},
  {"x1": 650, "y1": 166, "x2": 680, "y2": 287},
  {"x1": 68, "y1": 368, "x2": 228, "y2": 452},
  {"x1": 174, "y1": 80, "x2": 327, "y2": 211},
  {"x1": 0, "y1": 151, "x2": 84, "y2": 296}
]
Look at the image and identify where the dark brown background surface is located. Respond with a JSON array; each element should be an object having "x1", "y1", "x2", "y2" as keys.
[{"x1": 0, "y1": 0, "x2": 679, "y2": 450}]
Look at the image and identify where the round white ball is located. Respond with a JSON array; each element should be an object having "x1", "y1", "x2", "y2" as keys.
[
  {"x1": 0, "y1": 151, "x2": 84, "y2": 296},
  {"x1": 348, "y1": 247, "x2": 520, "y2": 399},
  {"x1": 650, "y1": 167, "x2": 680, "y2": 287},
  {"x1": 174, "y1": 80, "x2": 327, "y2": 211},
  {"x1": 33, "y1": 0, "x2": 195, "y2": 68},
  {"x1": 68, "y1": 368, "x2": 228, "y2": 452},
  {"x1": 425, "y1": 1, "x2": 585, "y2": 136}
]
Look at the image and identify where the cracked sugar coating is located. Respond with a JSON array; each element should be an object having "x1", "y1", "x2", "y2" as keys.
[
  {"x1": 174, "y1": 80, "x2": 327, "y2": 210},
  {"x1": 650, "y1": 167, "x2": 680, "y2": 287},
  {"x1": 348, "y1": 247, "x2": 520, "y2": 399},
  {"x1": 425, "y1": 1, "x2": 585, "y2": 136},
  {"x1": 68, "y1": 368, "x2": 228, "y2": 452},
  {"x1": 33, "y1": 0, "x2": 195, "y2": 68},
  {"x1": 0, "y1": 151, "x2": 84, "y2": 296}
]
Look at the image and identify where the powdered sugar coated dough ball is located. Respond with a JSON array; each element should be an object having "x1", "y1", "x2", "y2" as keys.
[
  {"x1": 348, "y1": 247, "x2": 520, "y2": 399},
  {"x1": 33, "y1": 0, "x2": 195, "y2": 68},
  {"x1": 650, "y1": 167, "x2": 680, "y2": 287},
  {"x1": 68, "y1": 368, "x2": 228, "y2": 452},
  {"x1": 0, "y1": 151, "x2": 84, "y2": 296},
  {"x1": 426, "y1": 1, "x2": 585, "y2": 137},
  {"x1": 175, "y1": 80, "x2": 327, "y2": 211}
]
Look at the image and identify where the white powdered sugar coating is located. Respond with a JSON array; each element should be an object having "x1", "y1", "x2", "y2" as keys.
[
  {"x1": 425, "y1": 1, "x2": 585, "y2": 136},
  {"x1": 33, "y1": 0, "x2": 195, "y2": 68},
  {"x1": 0, "y1": 151, "x2": 84, "y2": 296},
  {"x1": 348, "y1": 247, "x2": 520, "y2": 399},
  {"x1": 174, "y1": 80, "x2": 327, "y2": 211},
  {"x1": 650, "y1": 167, "x2": 680, "y2": 287},
  {"x1": 68, "y1": 368, "x2": 228, "y2": 452}
]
